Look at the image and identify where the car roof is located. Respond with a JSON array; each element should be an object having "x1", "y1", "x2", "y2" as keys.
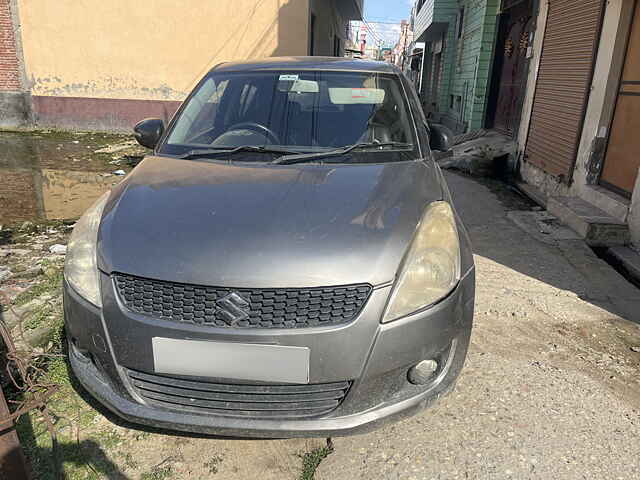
[{"x1": 212, "y1": 56, "x2": 400, "y2": 75}]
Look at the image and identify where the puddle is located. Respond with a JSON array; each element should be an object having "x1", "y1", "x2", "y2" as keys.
[{"x1": 0, "y1": 131, "x2": 147, "y2": 223}]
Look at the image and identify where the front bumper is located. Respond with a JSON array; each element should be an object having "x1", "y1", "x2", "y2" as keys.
[{"x1": 64, "y1": 270, "x2": 474, "y2": 437}]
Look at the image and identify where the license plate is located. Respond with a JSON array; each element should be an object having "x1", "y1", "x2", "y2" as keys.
[{"x1": 152, "y1": 337, "x2": 310, "y2": 384}]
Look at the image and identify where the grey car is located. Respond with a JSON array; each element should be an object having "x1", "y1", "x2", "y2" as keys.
[{"x1": 63, "y1": 57, "x2": 474, "y2": 437}]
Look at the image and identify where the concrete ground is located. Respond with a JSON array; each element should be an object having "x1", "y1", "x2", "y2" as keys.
[
  {"x1": 316, "y1": 172, "x2": 640, "y2": 480},
  {"x1": 2, "y1": 132, "x2": 640, "y2": 479}
]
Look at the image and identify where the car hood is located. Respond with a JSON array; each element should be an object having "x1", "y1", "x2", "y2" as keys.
[{"x1": 98, "y1": 156, "x2": 443, "y2": 288}]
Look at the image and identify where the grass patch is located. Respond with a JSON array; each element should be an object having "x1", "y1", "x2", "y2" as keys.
[
  {"x1": 300, "y1": 442, "x2": 334, "y2": 480},
  {"x1": 14, "y1": 260, "x2": 64, "y2": 307}
]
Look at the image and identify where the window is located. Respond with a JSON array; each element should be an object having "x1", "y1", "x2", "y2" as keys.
[{"x1": 163, "y1": 71, "x2": 419, "y2": 158}]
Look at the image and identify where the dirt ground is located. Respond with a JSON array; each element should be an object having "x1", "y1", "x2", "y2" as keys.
[{"x1": 1, "y1": 131, "x2": 639, "y2": 480}]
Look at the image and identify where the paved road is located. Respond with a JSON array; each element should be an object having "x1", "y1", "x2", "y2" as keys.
[{"x1": 316, "y1": 171, "x2": 640, "y2": 479}]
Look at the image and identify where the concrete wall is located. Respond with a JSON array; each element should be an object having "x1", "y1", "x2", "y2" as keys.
[{"x1": 15, "y1": 0, "x2": 311, "y2": 130}]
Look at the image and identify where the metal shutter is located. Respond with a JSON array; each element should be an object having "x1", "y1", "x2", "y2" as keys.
[{"x1": 524, "y1": 0, "x2": 605, "y2": 183}]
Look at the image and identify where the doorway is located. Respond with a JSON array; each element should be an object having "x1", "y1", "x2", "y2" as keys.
[
  {"x1": 486, "y1": 0, "x2": 533, "y2": 136},
  {"x1": 600, "y1": 1, "x2": 640, "y2": 197}
]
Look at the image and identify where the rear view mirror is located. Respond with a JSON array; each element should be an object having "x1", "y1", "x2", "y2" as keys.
[
  {"x1": 428, "y1": 122, "x2": 453, "y2": 152},
  {"x1": 134, "y1": 118, "x2": 165, "y2": 149}
]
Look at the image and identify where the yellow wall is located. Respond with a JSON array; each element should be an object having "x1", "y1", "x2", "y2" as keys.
[{"x1": 18, "y1": 0, "x2": 310, "y2": 101}]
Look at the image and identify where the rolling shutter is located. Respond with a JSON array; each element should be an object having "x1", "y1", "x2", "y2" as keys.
[{"x1": 524, "y1": 0, "x2": 605, "y2": 183}]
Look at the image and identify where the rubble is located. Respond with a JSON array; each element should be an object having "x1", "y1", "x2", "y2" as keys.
[{"x1": 437, "y1": 129, "x2": 517, "y2": 177}]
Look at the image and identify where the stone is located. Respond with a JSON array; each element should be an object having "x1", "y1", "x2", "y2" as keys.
[{"x1": 0, "y1": 268, "x2": 12, "y2": 283}]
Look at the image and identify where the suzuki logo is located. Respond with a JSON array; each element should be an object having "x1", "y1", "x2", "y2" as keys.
[{"x1": 216, "y1": 292, "x2": 250, "y2": 325}]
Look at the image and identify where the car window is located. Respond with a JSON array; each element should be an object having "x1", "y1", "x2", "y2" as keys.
[{"x1": 163, "y1": 71, "x2": 419, "y2": 159}]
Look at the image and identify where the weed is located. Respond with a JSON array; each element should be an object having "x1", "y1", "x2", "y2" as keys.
[
  {"x1": 204, "y1": 454, "x2": 224, "y2": 474},
  {"x1": 299, "y1": 440, "x2": 334, "y2": 480},
  {"x1": 123, "y1": 451, "x2": 140, "y2": 470},
  {"x1": 14, "y1": 260, "x2": 63, "y2": 307},
  {"x1": 141, "y1": 464, "x2": 174, "y2": 480}
]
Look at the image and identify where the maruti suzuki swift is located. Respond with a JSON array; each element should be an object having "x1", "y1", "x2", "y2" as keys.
[{"x1": 63, "y1": 57, "x2": 475, "y2": 437}]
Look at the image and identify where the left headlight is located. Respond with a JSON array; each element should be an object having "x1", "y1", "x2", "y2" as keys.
[
  {"x1": 382, "y1": 201, "x2": 461, "y2": 323},
  {"x1": 64, "y1": 192, "x2": 109, "y2": 307}
]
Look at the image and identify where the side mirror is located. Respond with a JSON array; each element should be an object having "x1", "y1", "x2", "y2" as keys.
[
  {"x1": 133, "y1": 118, "x2": 165, "y2": 149},
  {"x1": 427, "y1": 122, "x2": 453, "y2": 152}
]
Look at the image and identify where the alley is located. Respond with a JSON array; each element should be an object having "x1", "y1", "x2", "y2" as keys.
[{"x1": 1, "y1": 132, "x2": 639, "y2": 479}]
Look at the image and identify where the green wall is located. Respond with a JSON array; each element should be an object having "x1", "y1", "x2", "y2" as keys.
[{"x1": 423, "y1": 0, "x2": 500, "y2": 133}]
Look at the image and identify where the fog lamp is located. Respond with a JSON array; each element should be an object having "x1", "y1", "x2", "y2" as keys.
[{"x1": 407, "y1": 359, "x2": 439, "y2": 385}]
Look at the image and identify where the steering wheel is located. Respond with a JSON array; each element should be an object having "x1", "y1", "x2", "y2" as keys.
[{"x1": 225, "y1": 122, "x2": 280, "y2": 145}]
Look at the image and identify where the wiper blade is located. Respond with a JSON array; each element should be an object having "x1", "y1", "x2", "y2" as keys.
[
  {"x1": 271, "y1": 142, "x2": 413, "y2": 165},
  {"x1": 178, "y1": 145, "x2": 301, "y2": 160}
]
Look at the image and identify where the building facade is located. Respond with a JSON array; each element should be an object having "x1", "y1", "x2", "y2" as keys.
[
  {"x1": 410, "y1": 0, "x2": 536, "y2": 135},
  {"x1": 0, "y1": 0, "x2": 362, "y2": 131},
  {"x1": 516, "y1": 0, "x2": 640, "y2": 250}
]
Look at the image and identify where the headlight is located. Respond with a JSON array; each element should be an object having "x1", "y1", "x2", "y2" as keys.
[
  {"x1": 382, "y1": 201, "x2": 460, "y2": 323},
  {"x1": 64, "y1": 192, "x2": 109, "y2": 307}
]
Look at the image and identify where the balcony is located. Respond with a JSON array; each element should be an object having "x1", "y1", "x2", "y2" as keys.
[{"x1": 413, "y1": 0, "x2": 457, "y2": 42}]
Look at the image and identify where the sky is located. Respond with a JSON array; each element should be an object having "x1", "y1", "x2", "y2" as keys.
[{"x1": 355, "y1": 0, "x2": 414, "y2": 48}]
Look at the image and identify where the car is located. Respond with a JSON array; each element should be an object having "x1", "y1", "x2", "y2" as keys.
[{"x1": 63, "y1": 56, "x2": 475, "y2": 438}]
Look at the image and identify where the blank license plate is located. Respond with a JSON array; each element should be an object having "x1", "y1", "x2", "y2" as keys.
[{"x1": 152, "y1": 337, "x2": 310, "y2": 384}]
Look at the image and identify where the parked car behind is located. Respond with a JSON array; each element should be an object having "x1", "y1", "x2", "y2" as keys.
[{"x1": 64, "y1": 57, "x2": 475, "y2": 437}]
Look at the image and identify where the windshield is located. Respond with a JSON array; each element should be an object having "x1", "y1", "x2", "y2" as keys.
[{"x1": 160, "y1": 70, "x2": 419, "y2": 160}]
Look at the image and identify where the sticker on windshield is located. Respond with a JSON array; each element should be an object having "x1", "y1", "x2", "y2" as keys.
[
  {"x1": 328, "y1": 88, "x2": 386, "y2": 104},
  {"x1": 279, "y1": 74, "x2": 299, "y2": 81}
]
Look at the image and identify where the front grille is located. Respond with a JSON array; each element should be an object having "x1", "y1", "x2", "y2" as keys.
[
  {"x1": 114, "y1": 273, "x2": 371, "y2": 329},
  {"x1": 127, "y1": 369, "x2": 351, "y2": 419}
]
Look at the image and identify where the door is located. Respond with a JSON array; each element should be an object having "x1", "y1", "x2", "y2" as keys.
[
  {"x1": 487, "y1": 0, "x2": 533, "y2": 136},
  {"x1": 600, "y1": 2, "x2": 640, "y2": 196},
  {"x1": 524, "y1": 0, "x2": 604, "y2": 182}
]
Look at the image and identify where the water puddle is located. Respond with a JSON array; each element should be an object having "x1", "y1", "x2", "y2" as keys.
[{"x1": 0, "y1": 131, "x2": 146, "y2": 224}]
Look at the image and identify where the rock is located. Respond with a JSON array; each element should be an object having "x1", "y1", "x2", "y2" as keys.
[
  {"x1": 0, "y1": 268, "x2": 12, "y2": 283},
  {"x1": 2, "y1": 294, "x2": 53, "y2": 330},
  {"x1": 15, "y1": 267, "x2": 43, "y2": 280},
  {"x1": 94, "y1": 140, "x2": 137, "y2": 154},
  {"x1": 0, "y1": 248, "x2": 30, "y2": 257},
  {"x1": 49, "y1": 244, "x2": 67, "y2": 255},
  {"x1": 20, "y1": 221, "x2": 35, "y2": 233}
]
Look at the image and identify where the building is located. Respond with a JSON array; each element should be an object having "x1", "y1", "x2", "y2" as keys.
[
  {"x1": 0, "y1": 0, "x2": 363, "y2": 131},
  {"x1": 410, "y1": 0, "x2": 536, "y2": 136},
  {"x1": 516, "y1": 0, "x2": 640, "y2": 250}
]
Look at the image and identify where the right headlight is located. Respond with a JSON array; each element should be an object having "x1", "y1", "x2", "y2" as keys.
[
  {"x1": 64, "y1": 192, "x2": 109, "y2": 307},
  {"x1": 382, "y1": 201, "x2": 461, "y2": 323}
]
